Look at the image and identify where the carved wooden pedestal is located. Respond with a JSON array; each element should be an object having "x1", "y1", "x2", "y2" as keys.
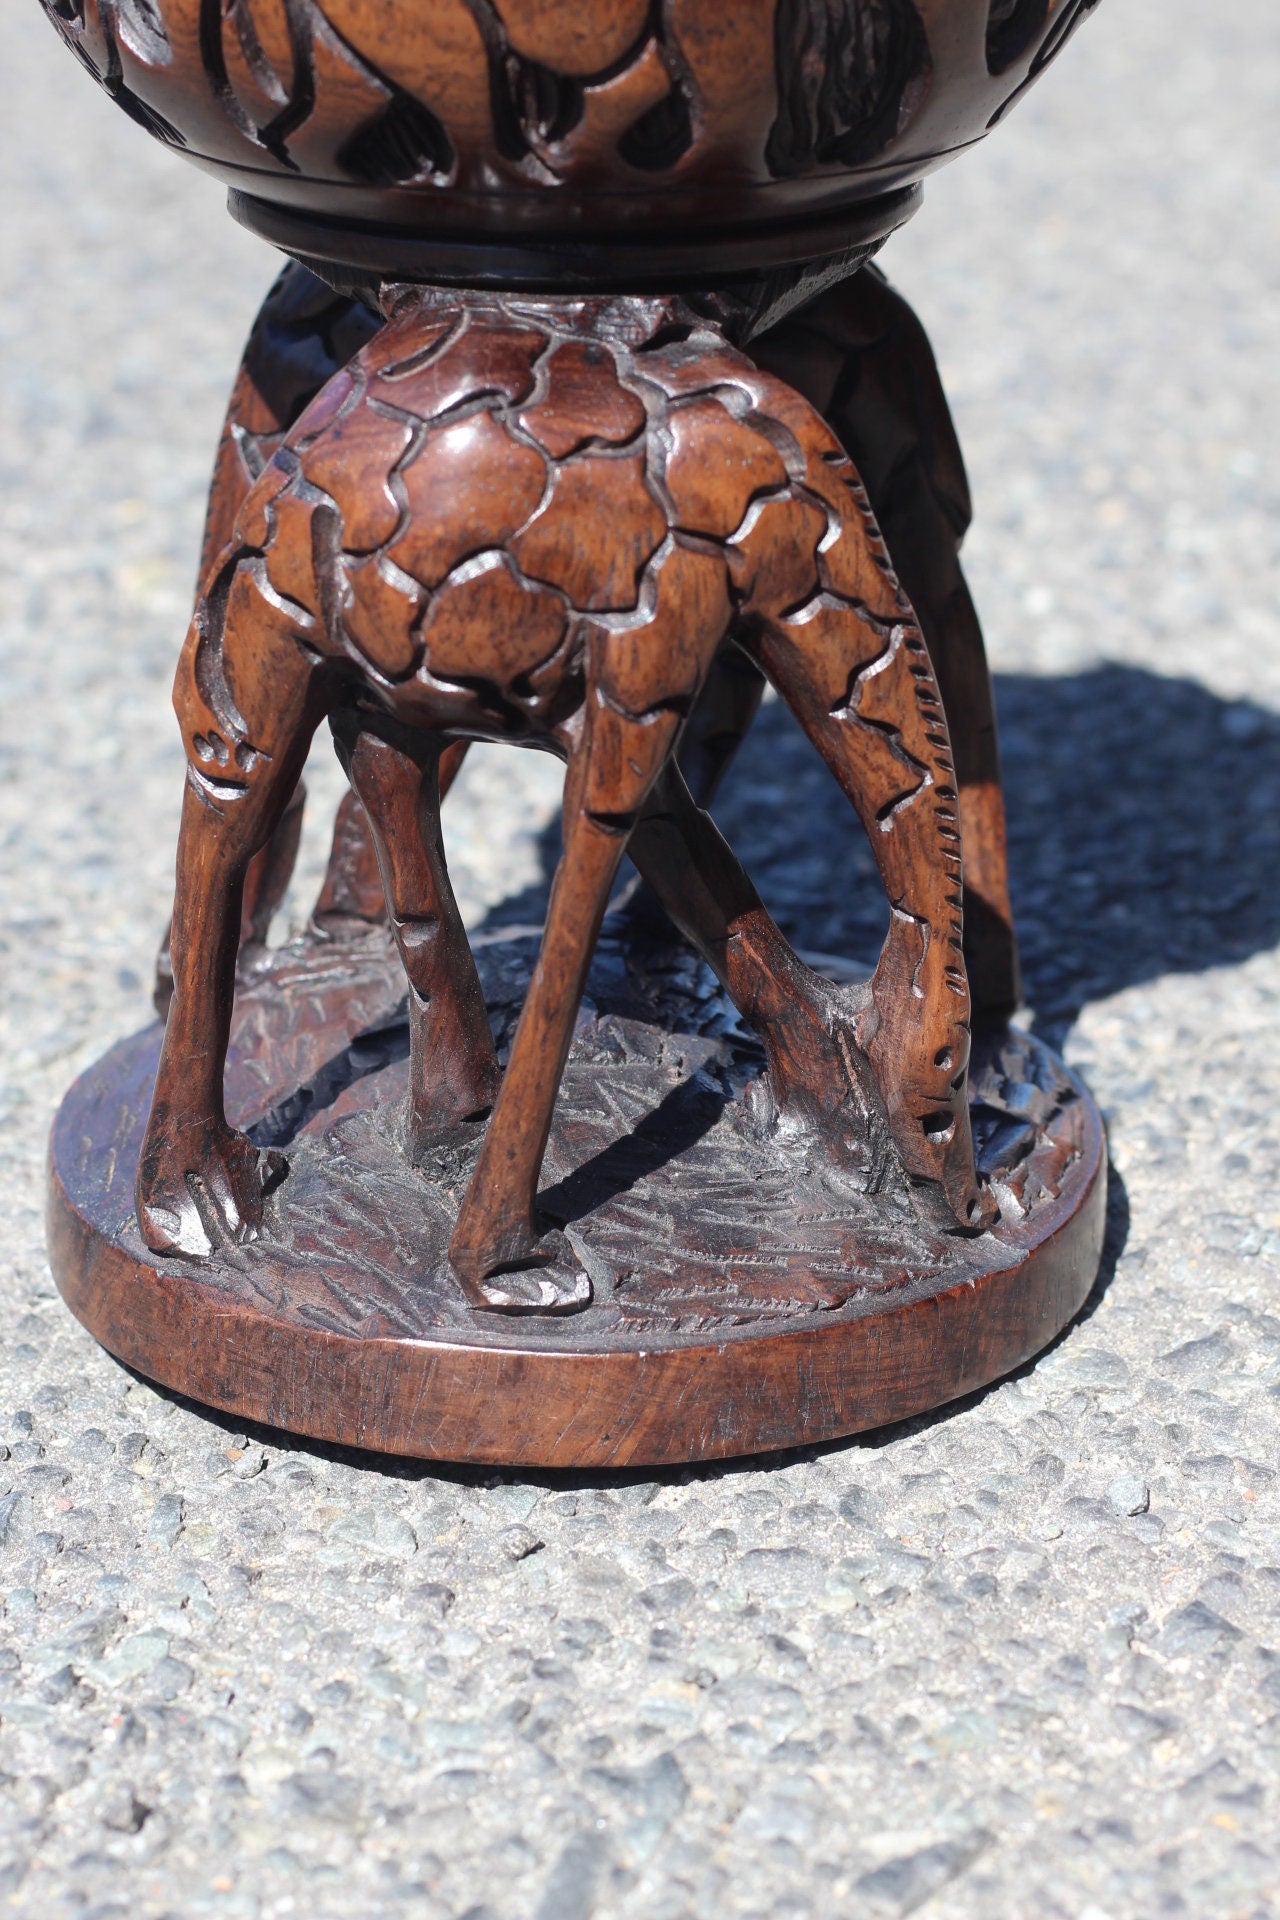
[
  {"x1": 39, "y1": 0, "x2": 1107, "y2": 1466},
  {"x1": 50, "y1": 926, "x2": 1104, "y2": 1468}
]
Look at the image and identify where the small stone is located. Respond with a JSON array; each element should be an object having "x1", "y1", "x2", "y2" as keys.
[
  {"x1": 150, "y1": 1656, "x2": 194, "y2": 1700},
  {"x1": 100, "y1": 1785, "x2": 150, "y2": 1834},
  {"x1": 148, "y1": 1494, "x2": 184, "y2": 1549},
  {"x1": 325, "y1": 1510, "x2": 418, "y2": 1561},
  {"x1": 1158, "y1": 1601, "x2": 1243, "y2": 1659},
  {"x1": 632, "y1": 1576, "x2": 692, "y2": 1619},
  {"x1": 558, "y1": 1617, "x2": 613, "y2": 1655},
  {"x1": 484, "y1": 1484, "x2": 540, "y2": 1523},
  {"x1": 532, "y1": 1829, "x2": 609, "y2": 1920},
  {"x1": 614, "y1": 1482, "x2": 661, "y2": 1508},
  {"x1": 1027, "y1": 1452, "x2": 1067, "y2": 1488},
  {"x1": 855, "y1": 1831, "x2": 991, "y2": 1914},
  {"x1": 499, "y1": 1525, "x2": 544, "y2": 1562},
  {"x1": 25, "y1": 1463, "x2": 69, "y2": 1489},
  {"x1": 1049, "y1": 1346, "x2": 1130, "y2": 1389},
  {"x1": 99, "y1": 1631, "x2": 171, "y2": 1686},
  {"x1": 407, "y1": 1583, "x2": 456, "y2": 1619},
  {"x1": 1114, "y1": 1704, "x2": 1179, "y2": 1744},
  {"x1": 1107, "y1": 1472, "x2": 1150, "y2": 1516},
  {"x1": 838, "y1": 1486, "x2": 878, "y2": 1525},
  {"x1": 38, "y1": 1664, "x2": 80, "y2": 1705},
  {"x1": 0, "y1": 1491, "x2": 26, "y2": 1545},
  {"x1": 1159, "y1": 1331, "x2": 1238, "y2": 1377}
]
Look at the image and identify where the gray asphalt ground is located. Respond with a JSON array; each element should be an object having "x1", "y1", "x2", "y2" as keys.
[{"x1": 3, "y1": 4, "x2": 1280, "y2": 1916}]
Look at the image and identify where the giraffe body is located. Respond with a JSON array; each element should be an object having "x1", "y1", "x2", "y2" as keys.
[{"x1": 139, "y1": 289, "x2": 993, "y2": 1306}]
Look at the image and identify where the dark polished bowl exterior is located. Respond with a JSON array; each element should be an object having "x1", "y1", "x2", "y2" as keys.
[{"x1": 39, "y1": 0, "x2": 1098, "y2": 253}]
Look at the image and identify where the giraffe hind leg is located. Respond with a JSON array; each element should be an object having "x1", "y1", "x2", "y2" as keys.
[{"x1": 333, "y1": 719, "x2": 500, "y2": 1150}]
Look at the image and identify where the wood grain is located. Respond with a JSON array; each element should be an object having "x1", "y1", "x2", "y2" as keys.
[
  {"x1": 37, "y1": 0, "x2": 1101, "y2": 255},
  {"x1": 50, "y1": 932, "x2": 1106, "y2": 1467}
]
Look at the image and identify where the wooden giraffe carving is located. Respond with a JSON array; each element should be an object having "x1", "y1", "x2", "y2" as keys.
[{"x1": 136, "y1": 286, "x2": 996, "y2": 1311}]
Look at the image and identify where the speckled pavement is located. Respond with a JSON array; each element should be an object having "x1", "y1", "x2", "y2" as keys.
[{"x1": 3, "y1": 5, "x2": 1280, "y2": 1917}]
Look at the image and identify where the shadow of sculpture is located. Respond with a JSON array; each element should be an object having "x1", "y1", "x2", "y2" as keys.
[{"x1": 474, "y1": 662, "x2": 1280, "y2": 1054}]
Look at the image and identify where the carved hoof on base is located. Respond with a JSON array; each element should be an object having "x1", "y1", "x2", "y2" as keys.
[
  {"x1": 450, "y1": 1225, "x2": 593, "y2": 1316},
  {"x1": 910, "y1": 1168, "x2": 999, "y2": 1237},
  {"x1": 474, "y1": 1265, "x2": 593, "y2": 1316},
  {"x1": 137, "y1": 1135, "x2": 287, "y2": 1259}
]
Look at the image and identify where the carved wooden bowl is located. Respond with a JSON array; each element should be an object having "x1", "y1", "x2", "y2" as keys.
[{"x1": 39, "y1": 0, "x2": 1097, "y2": 277}]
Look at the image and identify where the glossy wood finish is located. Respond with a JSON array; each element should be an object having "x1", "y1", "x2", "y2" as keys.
[
  {"x1": 178, "y1": 258, "x2": 1020, "y2": 1019},
  {"x1": 50, "y1": 934, "x2": 1105, "y2": 1467},
  {"x1": 133, "y1": 285, "x2": 1001, "y2": 1306},
  {"x1": 40, "y1": 0, "x2": 1105, "y2": 1462},
  {"x1": 37, "y1": 1, "x2": 1101, "y2": 257}
]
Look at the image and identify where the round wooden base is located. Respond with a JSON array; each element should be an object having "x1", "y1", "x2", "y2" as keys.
[{"x1": 48, "y1": 929, "x2": 1105, "y2": 1468}]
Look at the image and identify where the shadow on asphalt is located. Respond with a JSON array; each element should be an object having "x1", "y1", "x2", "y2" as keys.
[{"x1": 479, "y1": 663, "x2": 1280, "y2": 1049}]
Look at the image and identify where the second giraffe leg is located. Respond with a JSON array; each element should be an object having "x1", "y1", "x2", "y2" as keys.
[
  {"x1": 334, "y1": 722, "x2": 499, "y2": 1143},
  {"x1": 137, "y1": 586, "x2": 325, "y2": 1257},
  {"x1": 753, "y1": 267, "x2": 1021, "y2": 1016},
  {"x1": 628, "y1": 765, "x2": 880, "y2": 1130}
]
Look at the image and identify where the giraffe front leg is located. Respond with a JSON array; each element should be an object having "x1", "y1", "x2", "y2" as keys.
[
  {"x1": 754, "y1": 599, "x2": 995, "y2": 1233},
  {"x1": 449, "y1": 702, "x2": 683, "y2": 1310},
  {"x1": 138, "y1": 784, "x2": 290, "y2": 1257},
  {"x1": 137, "y1": 570, "x2": 324, "y2": 1258},
  {"x1": 154, "y1": 265, "x2": 383, "y2": 1010}
]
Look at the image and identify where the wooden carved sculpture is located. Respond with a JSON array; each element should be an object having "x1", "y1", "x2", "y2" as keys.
[
  {"x1": 138, "y1": 288, "x2": 995, "y2": 1305},
  {"x1": 172, "y1": 258, "x2": 1021, "y2": 1023},
  {"x1": 42, "y1": 0, "x2": 1107, "y2": 1465}
]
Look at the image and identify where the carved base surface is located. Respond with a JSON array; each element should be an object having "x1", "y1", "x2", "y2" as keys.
[{"x1": 48, "y1": 930, "x2": 1105, "y2": 1468}]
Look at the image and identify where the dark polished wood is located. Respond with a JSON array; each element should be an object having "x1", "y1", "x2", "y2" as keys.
[
  {"x1": 37, "y1": 2, "x2": 1100, "y2": 261},
  {"x1": 132, "y1": 285, "x2": 999, "y2": 1304},
  {"x1": 172, "y1": 257, "x2": 1021, "y2": 1018},
  {"x1": 41, "y1": 0, "x2": 1105, "y2": 1462},
  {"x1": 50, "y1": 933, "x2": 1105, "y2": 1468}
]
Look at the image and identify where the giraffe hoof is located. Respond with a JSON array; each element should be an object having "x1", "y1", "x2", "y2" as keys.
[
  {"x1": 949, "y1": 1175, "x2": 1001, "y2": 1234},
  {"x1": 137, "y1": 1128, "x2": 286, "y2": 1259},
  {"x1": 474, "y1": 1264, "x2": 593, "y2": 1317},
  {"x1": 450, "y1": 1226, "x2": 593, "y2": 1315},
  {"x1": 912, "y1": 1166, "x2": 1000, "y2": 1236}
]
